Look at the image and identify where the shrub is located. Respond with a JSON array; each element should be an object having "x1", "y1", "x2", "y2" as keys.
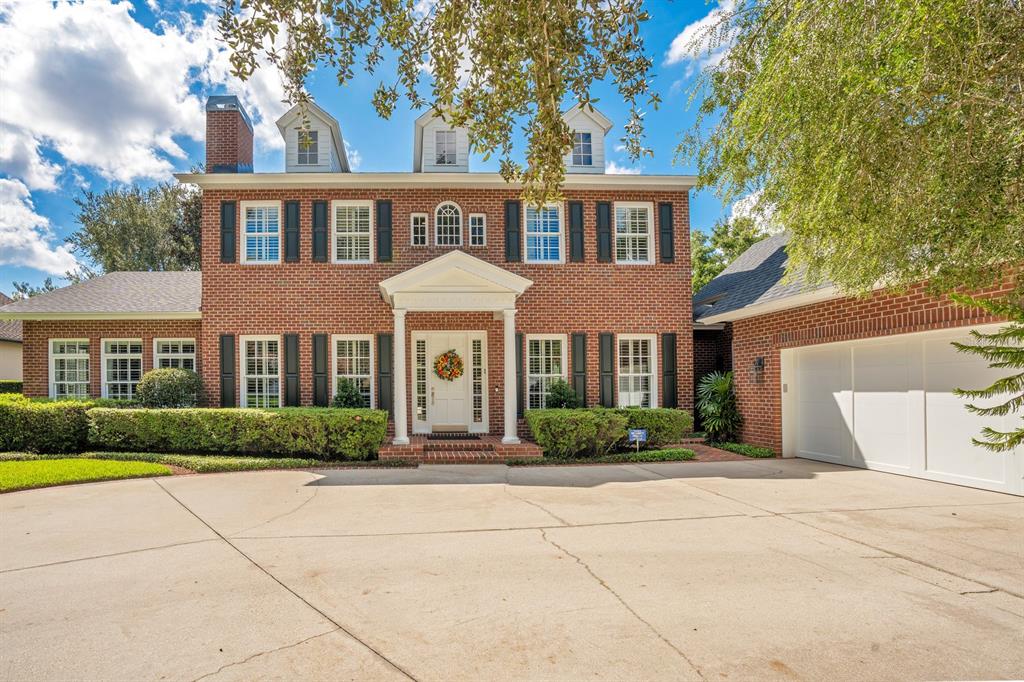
[
  {"x1": 614, "y1": 408, "x2": 693, "y2": 448},
  {"x1": 544, "y1": 379, "x2": 582, "y2": 408},
  {"x1": 696, "y1": 371, "x2": 742, "y2": 443},
  {"x1": 0, "y1": 397, "x2": 91, "y2": 453},
  {"x1": 135, "y1": 368, "x2": 202, "y2": 408},
  {"x1": 331, "y1": 378, "x2": 366, "y2": 408},
  {"x1": 525, "y1": 408, "x2": 627, "y2": 458},
  {"x1": 716, "y1": 442, "x2": 776, "y2": 458},
  {"x1": 0, "y1": 380, "x2": 22, "y2": 394},
  {"x1": 88, "y1": 407, "x2": 387, "y2": 460}
]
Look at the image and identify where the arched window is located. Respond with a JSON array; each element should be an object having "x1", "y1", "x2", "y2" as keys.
[{"x1": 435, "y1": 202, "x2": 463, "y2": 246}]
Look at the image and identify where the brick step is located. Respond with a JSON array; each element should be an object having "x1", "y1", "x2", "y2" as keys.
[
  {"x1": 422, "y1": 440, "x2": 494, "y2": 452},
  {"x1": 380, "y1": 450, "x2": 513, "y2": 464}
]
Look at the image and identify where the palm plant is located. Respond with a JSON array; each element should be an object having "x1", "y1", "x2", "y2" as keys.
[{"x1": 696, "y1": 371, "x2": 742, "y2": 443}]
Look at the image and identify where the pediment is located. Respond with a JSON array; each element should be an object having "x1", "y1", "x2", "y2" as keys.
[{"x1": 379, "y1": 251, "x2": 533, "y2": 310}]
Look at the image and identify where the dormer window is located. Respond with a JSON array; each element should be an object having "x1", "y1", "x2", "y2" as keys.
[
  {"x1": 571, "y1": 132, "x2": 592, "y2": 166},
  {"x1": 435, "y1": 130, "x2": 457, "y2": 165},
  {"x1": 297, "y1": 130, "x2": 318, "y2": 165}
]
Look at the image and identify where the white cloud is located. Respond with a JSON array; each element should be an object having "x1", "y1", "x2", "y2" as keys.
[
  {"x1": 344, "y1": 141, "x2": 362, "y2": 171},
  {"x1": 605, "y1": 160, "x2": 642, "y2": 175},
  {"x1": 0, "y1": 0, "x2": 287, "y2": 187},
  {"x1": 0, "y1": 178, "x2": 78, "y2": 275},
  {"x1": 664, "y1": 0, "x2": 736, "y2": 75},
  {"x1": 728, "y1": 189, "x2": 781, "y2": 234}
]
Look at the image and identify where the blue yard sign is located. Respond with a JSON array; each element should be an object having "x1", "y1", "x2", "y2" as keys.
[{"x1": 628, "y1": 429, "x2": 648, "y2": 444}]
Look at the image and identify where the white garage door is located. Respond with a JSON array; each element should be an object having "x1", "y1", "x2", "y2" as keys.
[{"x1": 781, "y1": 325, "x2": 1023, "y2": 495}]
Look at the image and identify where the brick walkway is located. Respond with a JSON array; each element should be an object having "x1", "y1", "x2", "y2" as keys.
[{"x1": 688, "y1": 444, "x2": 754, "y2": 462}]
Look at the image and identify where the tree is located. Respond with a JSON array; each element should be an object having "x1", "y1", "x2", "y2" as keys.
[
  {"x1": 218, "y1": 0, "x2": 658, "y2": 204},
  {"x1": 692, "y1": 214, "x2": 769, "y2": 293},
  {"x1": 67, "y1": 181, "x2": 202, "y2": 279},
  {"x1": 10, "y1": 278, "x2": 58, "y2": 300}
]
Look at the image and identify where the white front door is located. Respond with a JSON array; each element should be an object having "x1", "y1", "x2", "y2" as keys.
[{"x1": 415, "y1": 331, "x2": 488, "y2": 433}]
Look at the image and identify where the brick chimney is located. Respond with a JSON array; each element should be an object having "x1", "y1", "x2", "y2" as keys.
[{"x1": 205, "y1": 95, "x2": 253, "y2": 173}]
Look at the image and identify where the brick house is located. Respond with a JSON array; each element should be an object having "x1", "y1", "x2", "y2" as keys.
[
  {"x1": 0, "y1": 96, "x2": 695, "y2": 451},
  {"x1": 693, "y1": 233, "x2": 1022, "y2": 495}
]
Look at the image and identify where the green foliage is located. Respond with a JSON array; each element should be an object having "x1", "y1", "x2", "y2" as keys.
[
  {"x1": 135, "y1": 368, "x2": 202, "y2": 408},
  {"x1": 507, "y1": 447, "x2": 696, "y2": 466},
  {"x1": 692, "y1": 215, "x2": 771, "y2": 293},
  {"x1": 0, "y1": 380, "x2": 22, "y2": 394},
  {"x1": 613, "y1": 407, "x2": 693, "y2": 448},
  {"x1": 696, "y1": 371, "x2": 741, "y2": 443},
  {"x1": 525, "y1": 408, "x2": 628, "y2": 458},
  {"x1": 10, "y1": 278, "x2": 57, "y2": 300},
  {"x1": 0, "y1": 458, "x2": 171, "y2": 493},
  {"x1": 544, "y1": 378, "x2": 582, "y2": 409},
  {"x1": 331, "y1": 378, "x2": 366, "y2": 408},
  {"x1": 684, "y1": 0, "x2": 1023, "y2": 299},
  {"x1": 87, "y1": 407, "x2": 387, "y2": 460},
  {"x1": 0, "y1": 396, "x2": 91, "y2": 453},
  {"x1": 219, "y1": 0, "x2": 658, "y2": 205},
  {"x1": 950, "y1": 296, "x2": 1024, "y2": 452},
  {"x1": 716, "y1": 442, "x2": 775, "y2": 458}
]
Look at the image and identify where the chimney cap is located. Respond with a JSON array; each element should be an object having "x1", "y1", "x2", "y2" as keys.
[{"x1": 206, "y1": 95, "x2": 253, "y2": 134}]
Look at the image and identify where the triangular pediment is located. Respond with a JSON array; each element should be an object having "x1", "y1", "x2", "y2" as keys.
[{"x1": 379, "y1": 251, "x2": 533, "y2": 310}]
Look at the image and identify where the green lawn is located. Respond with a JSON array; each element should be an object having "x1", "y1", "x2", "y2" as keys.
[{"x1": 0, "y1": 458, "x2": 171, "y2": 493}]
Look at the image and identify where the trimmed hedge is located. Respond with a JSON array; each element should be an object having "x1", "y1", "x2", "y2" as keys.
[
  {"x1": 88, "y1": 407, "x2": 388, "y2": 460},
  {"x1": 0, "y1": 395, "x2": 91, "y2": 453},
  {"x1": 135, "y1": 368, "x2": 202, "y2": 408},
  {"x1": 525, "y1": 408, "x2": 628, "y2": 458},
  {"x1": 0, "y1": 380, "x2": 22, "y2": 394},
  {"x1": 614, "y1": 408, "x2": 692, "y2": 448},
  {"x1": 716, "y1": 442, "x2": 776, "y2": 458}
]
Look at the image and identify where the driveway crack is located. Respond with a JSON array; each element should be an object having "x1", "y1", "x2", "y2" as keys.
[
  {"x1": 192, "y1": 627, "x2": 339, "y2": 681},
  {"x1": 231, "y1": 484, "x2": 320, "y2": 537},
  {"x1": 537, "y1": 527, "x2": 705, "y2": 680},
  {"x1": 503, "y1": 469, "x2": 571, "y2": 526}
]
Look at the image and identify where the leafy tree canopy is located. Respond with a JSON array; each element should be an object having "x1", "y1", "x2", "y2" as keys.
[
  {"x1": 692, "y1": 214, "x2": 770, "y2": 293},
  {"x1": 219, "y1": 0, "x2": 658, "y2": 204},
  {"x1": 10, "y1": 278, "x2": 58, "y2": 301},
  {"x1": 683, "y1": 0, "x2": 1023, "y2": 297}
]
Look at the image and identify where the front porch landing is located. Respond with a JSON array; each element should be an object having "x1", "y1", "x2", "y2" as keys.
[{"x1": 379, "y1": 435, "x2": 543, "y2": 464}]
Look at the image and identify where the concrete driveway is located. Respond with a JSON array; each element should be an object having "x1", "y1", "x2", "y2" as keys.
[{"x1": 1, "y1": 459, "x2": 1021, "y2": 681}]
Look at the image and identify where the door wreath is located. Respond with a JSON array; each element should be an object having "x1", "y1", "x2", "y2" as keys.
[{"x1": 433, "y1": 349, "x2": 465, "y2": 381}]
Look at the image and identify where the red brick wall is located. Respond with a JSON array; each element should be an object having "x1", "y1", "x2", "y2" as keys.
[
  {"x1": 200, "y1": 187, "x2": 693, "y2": 429},
  {"x1": 730, "y1": 281, "x2": 1013, "y2": 453},
  {"x1": 21, "y1": 320, "x2": 201, "y2": 398},
  {"x1": 206, "y1": 110, "x2": 253, "y2": 173},
  {"x1": 692, "y1": 324, "x2": 732, "y2": 429}
]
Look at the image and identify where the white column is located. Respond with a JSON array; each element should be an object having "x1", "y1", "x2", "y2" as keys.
[
  {"x1": 502, "y1": 308, "x2": 520, "y2": 444},
  {"x1": 392, "y1": 308, "x2": 409, "y2": 445}
]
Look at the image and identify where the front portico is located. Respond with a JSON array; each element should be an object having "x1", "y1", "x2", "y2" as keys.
[{"x1": 378, "y1": 251, "x2": 533, "y2": 446}]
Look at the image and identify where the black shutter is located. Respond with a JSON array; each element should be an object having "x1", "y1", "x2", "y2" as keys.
[
  {"x1": 571, "y1": 333, "x2": 587, "y2": 406},
  {"x1": 658, "y1": 202, "x2": 675, "y2": 263},
  {"x1": 504, "y1": 200, "x2": 522, "y2": 262},
  {"x1": 284, "y1": 201, "x2": 300, "y2": 262},
  {"x1": 377, "y1": 333, "x2": 393, "y2": 414},
  {"x1": 568, "y1": 200, "x2": 585, "y2": 262},
  {"x1": 219, "y1": 201, "x2": 236, "y2": 263},
  {"x1": 376, "y1": 200, "x2": 393, "y2": 263},
  {"x1": 312, "y1": 201, "x2": 328, "y2": 262},
  {"x1": 312, "y1": 334, "x2": 329, "y2": 406},
  {"x1": 283, "y1": 334, "x2": 300, "y2": 406},
  {"x1": 515, "y1": 332, "x2": 524, "y2": 417},
  {"x1": 596, "y1": 201, "x2": 612, "y2": 262},
  {"x1": 661, "y1": 333, "x2": 678, "y2": 408},
  {"x1": 219, "y1": 334, "x2": 236, "y2": 407},
  {"x1": 598, "y1": 332, "x2": 614, "y2": 407}
]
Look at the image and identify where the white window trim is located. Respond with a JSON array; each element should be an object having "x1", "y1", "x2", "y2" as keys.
[
  {"x1": 524, "y1": 202, "x2": 566, "y2": 264},
  {"x1": 525, "y1": 334, "x2": 569, "y2": 410},
  {"x1": 239, "y1": 200, "x2": 283, "y2": 265},
  {"x1": 570, "y1": 131, "x2": 593, "y2": 167},
  {"x1": 613, "y1": 201, "x2": 655, "y2": 265},
  {"x1": 239, "y1": 335, "x2": 283, "y2": 408},
  {"x1": 297, "y1": 129, "x2": 319, "y2": 166},
  {"x1": 49, "y1": 338, "x2": 90, "y2": 400},
  {"x1": 616, "y1": 333, "x2": 658, "y2": 408},
  {"x1": 468, "y1": 213, "x2": 487, "y2": 247},
  {"x1": 410, "y1": 212, "x2": 429, "y2": 246},
  {"x1": 330, "y1": 199, "x2": 375, "y2": 264},
  {"x1": 153, "y1": 338, "x2": 197, "y2": 371},
  {"x1": 330, "y1": 334, "x2": 375, "y2": 408},
  {"x1": 100, "y1": 338, "x2": 143, "y2": 400},
  {"x1": 434, "y1": 201, "x2": 464, "y2": 247},
  {"x1": 435, "y1": 129, "x2": 457, "y2": 165}
]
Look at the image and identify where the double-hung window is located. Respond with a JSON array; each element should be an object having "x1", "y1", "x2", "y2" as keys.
[
  {"x1": 297, "y1": 130, "x2": 318, "y2": 165},
  {"x1": 526, "y1": 335, "x2": 567, "y2": 409},
  {"x1": 614, "y1": 202, "x2": 654, "y2": 264},
  {"x1": 50, "y1": 340, "x2": 89, "y2": 399},
  {"x1": 617, "y1": 335, "x2": 657, "y2": 408},
  {"x1": 241, "y1": 201, "x2": 281, "y2": 264},
  {"x1": 102, "y1": 339, "x2": 143, "y2": 399},
  {"x1": 332, "y1": 200, "x2": 373, "y2": 263},
  {"x1": 333, "y1": 335, "x2": 373, "y2": 408},
  {"x1": 241, "y1": 336, "x2": 280, "y2": 408},
  {"x1": 154, "y1": 339, "x2": 196, "y2": 371},
  {"x1": 571, "y1": 132, "x2": 592, "y2": 166},
  {"x1": 435, "y1": 129, "x2": 457, "y2": 165},
  {"x1": 411, "y1": 213, "x2": 428, "y2": 246},
  {"x1": 435, "y1": 202, "x2": 462, "y2": 246},
  {"x1": 525, "y1": 204, "x2": 563, "y2": 263},
  {"x1": 469, "y1": 214, "x2": 486, "y2": 247}
]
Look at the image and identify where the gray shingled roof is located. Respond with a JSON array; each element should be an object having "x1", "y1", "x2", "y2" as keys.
[
  {"x1": 0, "y1": 272, "x2": 201, "y2": 319},
  {"x1": 0, "y1": 293, "x2": 21, "y2": 342},
  {"x1": 692, "y1": 233, "x2": 831, "y2": 321}
]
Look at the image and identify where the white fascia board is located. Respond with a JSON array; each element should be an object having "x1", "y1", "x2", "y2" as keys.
[
  {"x1": 697, "y1": 286, "x2": 843, "y2": 324},
  {"x1": 0, "y1": 312, "x2": 202, "y2": 321}
]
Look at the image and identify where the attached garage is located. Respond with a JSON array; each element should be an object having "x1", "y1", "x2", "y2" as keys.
[{"x1": 781, "y1": 326, "x2": 1023, "y2": 495}]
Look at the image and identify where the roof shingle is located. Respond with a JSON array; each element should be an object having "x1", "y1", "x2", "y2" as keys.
[{"x1": 0, "y1": 272, "x2": 201, "y2": 319}]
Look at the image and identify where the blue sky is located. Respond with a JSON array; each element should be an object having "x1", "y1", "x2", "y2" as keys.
[{"x1": 0, "y1": 0, "x2": 733, "y2": 295}]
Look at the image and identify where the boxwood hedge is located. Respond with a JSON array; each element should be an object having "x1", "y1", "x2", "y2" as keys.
[
  {"x1": 526, "y1": 407, "x2": 693, "y2": 457},
  {"x1": 0, "y1": 394, "x2": 91, "y2": 453}
]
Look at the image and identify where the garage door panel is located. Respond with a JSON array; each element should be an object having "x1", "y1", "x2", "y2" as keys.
[
  {"x1": 853, "y1": 342, "x2": 911, "y2": 469},
  {"x1": 796, "y1": 347, "x2": 851, "y2": 463}
]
